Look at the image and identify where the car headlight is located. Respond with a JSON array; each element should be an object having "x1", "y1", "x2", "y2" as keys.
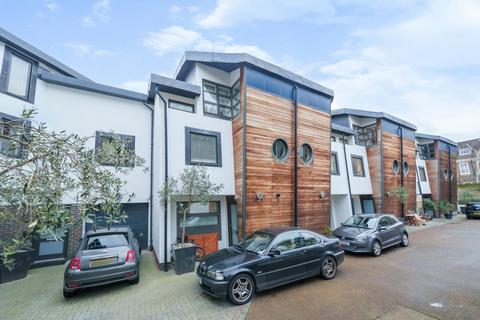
[{"x1": 206, "y1": 270, "x2": 224, "y2": 281}]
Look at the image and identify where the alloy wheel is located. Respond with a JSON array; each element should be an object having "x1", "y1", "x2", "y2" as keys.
[
  {"x1": 373, "y1": 241, "x2": 381, "y2": 256},
  {"x1": 322, "y1": 257, "x2": 336, "y2": 278},
  {"x1": 401, "y1": 233, "x2": 409, "y2": 247},
  {"x1": 232, "y1": 277, "x2": 253, "y2": 303}
]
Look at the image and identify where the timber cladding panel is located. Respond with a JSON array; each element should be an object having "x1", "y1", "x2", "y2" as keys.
[
  {"x1": 382, "y1": 131, "x2": 417, "y2": 216},
  {"x1": 235, "y1": 87, "x2": 331, "y2": 236}
]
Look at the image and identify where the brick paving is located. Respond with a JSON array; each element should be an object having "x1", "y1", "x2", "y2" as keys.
[{"x1": 0, "y1": 252, "x2": 249, "y2": 320}]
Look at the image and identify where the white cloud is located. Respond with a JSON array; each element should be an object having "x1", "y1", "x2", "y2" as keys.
[
  {"x1": 142, "y1": 25, "x2": 272, "y2": 61},
  {"x1": 45, "y1": 0, "x2": 58, "y2": 12},
  {"x1": 198, "y1": 0, "x2": 337, "y2": 28},
  {"x1": 82, "y1": 0, "x2": 111, "y2": 27},
  {"x1": 118, "y1": 80, "x2": 149, "y2": 94},
  {"x1": 312, "y1": 0, "x2": 480, "y2": 141},
  {"x1": 64, "y1": 43, "x2": 118, "y2": 58}
]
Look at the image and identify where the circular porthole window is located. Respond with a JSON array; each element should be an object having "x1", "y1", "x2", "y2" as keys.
[
  {"x1": 299, "y1": 143, "x2": 313, "y2": 164},
  {"x1": 392, "y1": 160, "x2": 400, "y2": 175},
  {"x1": 444, "y1": 168, "x2": 449, "y2": 180},
  {"x1": 403, "y1": 161, "x2": 409, "y2": 176},
  {"x1": 272, "y1": 138, "x2": 289, "y2": 162}
]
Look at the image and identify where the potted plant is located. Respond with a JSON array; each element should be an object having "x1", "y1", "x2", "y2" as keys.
[
  {"x1": 438, "y1": 201, "x2": 454, "y2": 219},
  {"x1": 422, "y1": 199, "x2": 436, "y2": 220},
  {"x1": 160, "y1": 166, "x2": 223, "y2": 275},
  {"x1": 0, "y1": 238, "x2": 34, "y2": 284}
]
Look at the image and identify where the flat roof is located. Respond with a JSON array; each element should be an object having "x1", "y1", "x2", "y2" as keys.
[
  {"x1": 148, "y1": 73, "x2": 201, "y2": 101},
  {"x1": 174, "y1": 51, "x2": 334, "y2": 98},
  {"x1": 332, "y1": 123, "x2": 356, "y2": 135},
  {"x1": 332, "y1": 108, "x2": 417, "y2": 131},
  {"x1": 0, "y1": 27, "x2": 90, "y2": 81},
  {"x1": 38, "y1": 70, "x2": 147, "y2": 102},
  {"x1": 415, "y1": 133, "x2": 457, "y2": 146}
]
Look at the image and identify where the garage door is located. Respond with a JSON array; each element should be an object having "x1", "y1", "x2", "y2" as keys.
[{"x1": 85, "y1": 203, "x2": 149, "y2": 249}]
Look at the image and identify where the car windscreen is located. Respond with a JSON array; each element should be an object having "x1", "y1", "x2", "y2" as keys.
[
  {"x1": 84, "y1": 233, "x2": 129, "y2": 250},
  {"x1": 237, "y1": 231, "x2": 274, "y2": 254},
  {"x1": 342, "y1": 216, "x2": 378, "y2": 229}
]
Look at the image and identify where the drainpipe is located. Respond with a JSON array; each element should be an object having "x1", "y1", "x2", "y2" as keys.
[
  {"x1": 293, "y1": 85, "x2": 298, "y2": 227},
  {"x1": 156, "y1": 92, "x2": 169, "y2": 272},
  {"x1": 241, "y1": 66, "x2": 247, "y2": 239},
  {"x1": 398, "y1": 126, "x2": 404, "y2": 217},
  {"x1": 342, "y1": 133, "x2": 355, "y2": 215},
  {"x1": 142, "y1": 102, "x2": 154, "y2": 251},
  {"x1": 448, "y1": 144, "x2": 452, "y2": 204}
]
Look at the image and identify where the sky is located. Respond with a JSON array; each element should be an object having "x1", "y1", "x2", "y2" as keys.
[{"x1": 1, "y1": 0, "x2": 479, "y2": 141}]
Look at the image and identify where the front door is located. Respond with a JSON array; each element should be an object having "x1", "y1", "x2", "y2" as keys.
[
  {"x1": 177, "y1": 201, "x2": 221, "y2": 254},
  {"x1": 227, "y1": 196, "x2": 239, "y2": 246}
]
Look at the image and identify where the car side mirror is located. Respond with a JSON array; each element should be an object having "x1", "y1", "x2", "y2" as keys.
[{"x1": 268, "y1": 248, "x2": 281, "y2": 257}]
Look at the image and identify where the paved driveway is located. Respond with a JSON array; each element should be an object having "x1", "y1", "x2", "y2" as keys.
[
  {"x1": 248, "y1": 218, "x2": 480, "y2": 320},
  {"x1": 0, "y1": 252, "x2": 249, "y2": 320}
]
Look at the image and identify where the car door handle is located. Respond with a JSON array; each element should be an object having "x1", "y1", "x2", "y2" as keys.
[{"x1": 301, "y1": 250, "x2": 307, "y2": 255}]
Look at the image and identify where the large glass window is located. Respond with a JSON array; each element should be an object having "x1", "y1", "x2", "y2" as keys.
[
  {"x1": 176, "y1": 201, "x2": 221, "y2": 238},
  {"x1": 331, "y1": 152, "x2": 340, "y2": 175},
  {"x1": 459, "y1": 163, "x2": 470, "y2": 176},
  {"x1": 185, "y1": 127, "x2": 222, "y2": 166},
  {"x1": 232, "y1": 80, "x2": 241, "y2": 118},
  {"x1": 203, "y1": 80, "x2": 233, "y2": 119},
  {"x1": 270, "y1": 232, "x2": 303, "y2": 253},
  {"x1": 0, "y1": 113, "x2": 28, "y2": 158},
  {"x1": 353, "y1": 124, "x2": 377, "y2": 146},
  {"x1": 351, "y1": 155, "x2": 365, "y2": 177},
  {"x1": 0, "y1": 47, "x2": 36, "y2": 102},
  {"x1": 95, "y1": 131, "x2": 136, "y2": 167},
  {"x1": 169, "y1": 100, "x2": 194, "y2": 113},
  {"x1": 417, "y1": 143, "x2": 435, "y2": 160}
]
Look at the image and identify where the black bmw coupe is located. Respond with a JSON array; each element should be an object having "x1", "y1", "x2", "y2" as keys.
[{"x1": 196, "y1": 226, "x2": 344, "y2": 305}]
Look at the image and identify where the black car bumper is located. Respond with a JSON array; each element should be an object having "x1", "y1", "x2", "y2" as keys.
[{"x1": 196, "y1": 268, "x2": 228, "y2": 299}]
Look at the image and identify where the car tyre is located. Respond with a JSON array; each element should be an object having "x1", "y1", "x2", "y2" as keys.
[
  {"x1": 63, "y1": 288, "x2": 76, "y2": 299},
  {"x1": 400, "y1": 232, "x2": 409, "y2": 247},
  {"x1": 320, "y1": 256, "x2": 337, "y2": 280},
  {"x1": 227, "y1": 273, "x2": 255, "y2": 305},
  {"x1": 466, "y1": 214, "x2": 472, "y2": 219},
  {"x1": 129, "y1": 270, "x2": 140, "y2": 284},
  {"x1": 372, "y1": 240, "x2": 382, "y2": 257}
]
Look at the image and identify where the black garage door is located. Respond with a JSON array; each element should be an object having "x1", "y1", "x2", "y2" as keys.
[{"x1": 85, "y1": 203, "x2": 149, "y2": 249}]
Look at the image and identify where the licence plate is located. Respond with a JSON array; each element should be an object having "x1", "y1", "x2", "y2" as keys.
[
  {"x1": 89, "y1": 257, "x2": 117, "y2": 267},
  {"x1": 340, "y1": 241, "x2": 350, "y2": 246}
]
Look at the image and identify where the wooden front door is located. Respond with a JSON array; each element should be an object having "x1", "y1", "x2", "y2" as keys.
[{"x1": 187, "y1": 233, "x2": 219, "y2": 256}]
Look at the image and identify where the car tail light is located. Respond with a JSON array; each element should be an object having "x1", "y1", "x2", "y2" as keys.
[
  {"x1": 126, "y1": 250, "x2": 136, "y2": 263},
  {"x1": 69, "y1": 257, "x2": 81, "y2": 270}
]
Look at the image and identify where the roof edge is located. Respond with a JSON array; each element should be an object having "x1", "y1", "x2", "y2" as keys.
[
  {"x1": 415, "y1": 132, "x2": 457, "y2": 146},
  {"x1": 332, "y1": 123, "x2": 356, "y2": 135},
  {"x1": 332, "y1": 108, "x2": 417, "y2": 131}
]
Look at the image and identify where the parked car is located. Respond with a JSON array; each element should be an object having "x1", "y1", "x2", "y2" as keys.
[
  {"x1": 196, "y1": 226, "x2": 344, "y2": 305},
  {"x1": 333, "y1": 214, "x2": 409, "y2": 257},
  {"x1": 465, "y1": 203, "x2": 480, "y2": 219},
  {"x1": 63, "y1": 227, "x2": 141, "y2": 298}
]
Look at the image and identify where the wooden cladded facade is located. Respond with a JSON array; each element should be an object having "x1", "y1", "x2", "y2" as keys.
[{"x1": 233, "y1": 67, "x2": 332, "y2": 238}]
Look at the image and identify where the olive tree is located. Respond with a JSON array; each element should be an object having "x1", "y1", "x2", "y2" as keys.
[
  {"x1": 0, "y1": 108, "x2": 145, "y2": 268},
  {"x1": 159, "y1": 166, "x2": 223, "y2": 245}
]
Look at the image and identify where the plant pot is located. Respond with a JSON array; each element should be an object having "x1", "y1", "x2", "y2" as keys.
[
  {"x1": 173, "y1": 244, "x2": 196, "y2": 275},
  {"x1": 444, "y1": 213, "x2": 453, "y2": 219},
  {"x1": 0, "y1": 249, "x2": 32, "y2": 284}
]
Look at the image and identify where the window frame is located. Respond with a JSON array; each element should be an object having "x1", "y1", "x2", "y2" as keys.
[
  {"x1": 459, "y1": 162, "x2": 470, "y2": 176},
  {"x1": 176, "y1": 201, "x2": 222, "y2": 240},
  {"x1": 231, "y1": 79, "x2": 241, "y2": 118},
  {"x1": 268, "y1": 231, "x2": 303, "y2": 254},
  {"x1": 351, "y1": 155, "x2": 366, "y2": 177},
  {"x1": 272, "y1": 138, "x2": 289, "y2": 162},
  {"x1": 419, "y1": 166, "x2": 427, "y2": 182},
  {"x1": 299, "y1": 143, "x2": 314, "y2": 165},
  {"x1": 0, "y1": 46, "x2": 38, "y2": 103},
  {"x1": 95, "y1": 131, "x2": 136, "y2": 167},
  {"x1": 331, "y1": 152, "x2": 340, "y2": 175},
  {"x1": 185, "y1": 127, "x2": 222, "y2": 167},
  {"x1": 168, "y1": 99, "x2": 195, "y2": 113},
  {"x1": 202, "y1": 79, "x2": 233, "y2": 120},
  {"x1": 403, "y1": 161, "x2": 409, "y2": 176},
  {"x1": 459, "y1": 148, "x2": 471, "y2": 156},
  {"x1": 0, "y1": 112, "x2": 31, "y2": 159}
]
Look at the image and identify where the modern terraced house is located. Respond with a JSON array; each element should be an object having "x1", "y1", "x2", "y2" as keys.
[{"x1": 0, "y1": 27, "x2": 457, "y2": 268}]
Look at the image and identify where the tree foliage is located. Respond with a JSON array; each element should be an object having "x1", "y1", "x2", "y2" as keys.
[
  {"x1": 159, "y1": 166, "x2": 223, "y2": 245},
  {"x1": 0, "y1": 108, "x2": 146, "y2": 268}
]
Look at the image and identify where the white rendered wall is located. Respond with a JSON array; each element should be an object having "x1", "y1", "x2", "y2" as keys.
[{"x1": 331, "y1": 195, "x2": 352, "y2": 229}]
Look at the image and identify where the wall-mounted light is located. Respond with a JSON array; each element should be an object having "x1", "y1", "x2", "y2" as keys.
[
  {"x1": 256, "y1": 192, "x2": 264, "y2": 201},
  {"x1": 385, "y1": 192, "x2": 391, "y2": 198},
  {"x1": 319, "y1": 191, "x2": 326, "y2": 199},
  {"x1": 275, "y1": 193, "x2": 281, "y2": 200}
]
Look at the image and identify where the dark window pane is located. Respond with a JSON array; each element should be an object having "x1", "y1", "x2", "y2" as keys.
[
  {"x1": 7, "y1": 54, "x2": 32, "y2": 98},
  {"x1": 272, "y1": 139, "x2": 288, "y2": 161},
  {"x1": 352, "y1": 156, "x2": 365, "y2": 176},
  {"x1": 204, "y1": 103, "x2": 218, "y2": 114},
  {"x1": 218, "y1": 86, "x2": 231, "y2": 97},
  {"x1": 85, "y1": 233, "x2": 129, "y2": 250},
  {"x1": 203, "y1": 82, "x2": 216, "y2": 93},
  {"x1": 331, "y1": 153, "x2": 339, "y2": 175},
  {"x1": 219, "y1": 107, "x2": 232, "y2": 118},
  {"x1": 169, "y1": 100, "x2": 194, "y2": 113}
]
